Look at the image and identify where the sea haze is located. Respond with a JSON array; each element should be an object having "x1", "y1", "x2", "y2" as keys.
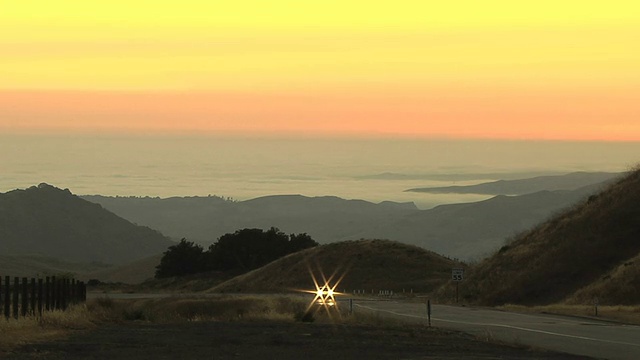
[{"x1": 2, "y1": 134, "x2": 639, "y2": 209}]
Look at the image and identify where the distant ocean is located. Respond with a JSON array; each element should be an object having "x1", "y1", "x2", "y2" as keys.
[{"x1": 3, "y1": 134, "x2": 639, "y2": 209}]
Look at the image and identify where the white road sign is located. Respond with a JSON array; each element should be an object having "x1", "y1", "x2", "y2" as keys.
[{"x1": 452, "y1": 268, "x2": 464, "y2": 281}]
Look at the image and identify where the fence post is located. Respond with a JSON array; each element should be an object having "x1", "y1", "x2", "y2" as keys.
[
  {"x1": 12, "y1": 277, "x2": 19, "y2": 319},
  {"x1": 77, "y1": 281, "x2": 82, "y2": 303},
  {"x1": 69, "y1": 279, "x2": 74, "y2": 304},
  {"x1": 21, "y1": 277, "x2": 28, "y2": 317},
  {"x1": 30, "y1": 278, "x2": 36, "y2": 315},
  {"x1": 58, "y1": 278, "x2": 63, "y2": 310},
  {"x1": 4, "y1": 276, "x2": 10, "y2": 319},
  {"x1": 67, "y1": 279, "x2": 71, "y2": 307},
  {"x1": 62, "y1": 279, "x2": 68, "y2": 310},
  {"x1": 38, "y1": 278, "x2": 43, "y2": 317},
  {"x1": 55, "y1": 277, "x2": 62, "y2": 310},
  {"x1": 45, "y1": 277, "x2": 50, "y2": 311},
  {"x1": 78, "y1": 281, "x2": 84, "y2": 303},
  {"x1": 67, "y1": 279, "x2": 71, "y2": 308},
  {"x1": 73, "y1": 279, "x2": 78, "y2": 304},
  {"x1": 0, "y1": 275, "x2": 84, "y2": 318},
  {"x1": 51, "y1": 276, "x2": 57, "y2": 310}
]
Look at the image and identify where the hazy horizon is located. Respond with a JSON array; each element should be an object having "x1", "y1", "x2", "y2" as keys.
[{"x1": 3, "y1": 133, "x2": 638, "y2": 209}]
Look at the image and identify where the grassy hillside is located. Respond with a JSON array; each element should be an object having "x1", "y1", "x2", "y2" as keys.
[
  {"x1": 80, "y1": 254, "x2": 164, "y2": 284},
  {"x1": 209, "y1": 239, "x2": 464, "y2": 294},
  {"x1": 566, "y1": 252, "x2": 640, "y2": 305},
  {"x1": 459, "y1": 169, "x2": 640, "y2": 305},
  {"x1": 0, "y1": 184, "x2": 174, "y2": 264},
  {"x1": 0, "y1": 255, "x2": 111, "y2": 278}
]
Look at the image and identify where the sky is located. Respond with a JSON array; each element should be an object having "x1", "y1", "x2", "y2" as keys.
[{"x1": 1, "y1": 1, "x2": 639, "y2": 140}]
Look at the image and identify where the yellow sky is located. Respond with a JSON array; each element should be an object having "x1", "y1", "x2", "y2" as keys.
[{"x1": 1, "y1": 1, "x2": 639, "y2": 140}]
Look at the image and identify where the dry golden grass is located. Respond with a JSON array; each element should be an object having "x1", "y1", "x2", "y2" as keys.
[
  {"x1": 0, "y1": 295, "x2": 313, "y2": 353},
  {"x1": 86, "y1": 294, "x2": 314, "y2": 323},
  {"x1": 0, "y1": 305, "x2": 95, "y2": 353},
  {"x1": 499, "y1": 304, "x2": 640, "y2": 325},
  {"x1": 80, "y1": 254, "x2": 163, "y2": 284},
  {"x1": 139, "y1": 269, "x2": 237, "y2": 292},
  {"x1": 566, "y1": 253, "x2": 640, "y2": 305},
  {"x1": 210, "y1": 239, "x2": 463, "y2": 294},
  {"x1": 457, "y1": 168, "x2": 640, "y2": 306}
]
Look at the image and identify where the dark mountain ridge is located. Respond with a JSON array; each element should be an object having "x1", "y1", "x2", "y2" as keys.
[{"x1": 0, "y1": 184, "x2": 174, "y2": 264}]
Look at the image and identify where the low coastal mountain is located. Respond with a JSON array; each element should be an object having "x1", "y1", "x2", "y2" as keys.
[
  {"x1": 458, "y1": 168, "x2": 640, "y2": 305},
  {"x1": 81, "y1": 194, "x2": 417, "y2": 246},
  {"x1": 83, "y1": 173, "x2": 615, "y2": 260},
  {"x1": 210, "y1": 239, "x2": 464, "y2": 294},
  {"x1": 406, "y1": 172, "x2": 620, "y2": 195},
  {"x1": 356, "y1": 182, "x2": 610, "y2": 260},
  {"x1": 0, "y1": 184, "x2": 174, "y2": 265}
]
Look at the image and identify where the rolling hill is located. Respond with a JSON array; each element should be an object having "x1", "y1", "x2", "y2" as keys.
[
  {"x1": 79, "y1": 254, "x2": 164, "y2": 284},
  {"x1": 209, "y1": 239, "x2": 464, "y2": 294},
  {"x1": 356, "y1": 182, "x2": 610, "y2": 260},
  {"x1": 82, "y1": 173, "x2": 613, "y2": 260},
  {"x1": 81, "y1": 194, "x2": 417, "y2": 245},
  {"x1": 0, "y1": 184, "x2": 175, "y2": 265},
  {"x1": 0, "y1": 254, "x2": 111, "y2": 278},
  {"x1": 458, "y1": 168, "x2": 640, "y2": 305}
]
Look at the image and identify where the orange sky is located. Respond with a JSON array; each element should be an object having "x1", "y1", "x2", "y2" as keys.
[{"x1": 1, "y1": 1, "x2": 639, "y2": 140}]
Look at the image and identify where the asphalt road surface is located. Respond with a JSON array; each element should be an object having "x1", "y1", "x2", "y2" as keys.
[{"x1": 354, "y1": 300, "x2": 640, "y2": 360}]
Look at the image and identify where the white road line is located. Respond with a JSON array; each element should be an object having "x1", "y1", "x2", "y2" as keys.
[{"x1": 354, "y1": 304, "x2": 640, "y2": 348}]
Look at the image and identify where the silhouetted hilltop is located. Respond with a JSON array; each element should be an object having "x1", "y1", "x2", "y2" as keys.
[
  {"x1": 458, "y1": 169, "x2": 640, "y2": 305},
  {"x1": 0, "y1": 184, "x2": 174, "y2": 264}
]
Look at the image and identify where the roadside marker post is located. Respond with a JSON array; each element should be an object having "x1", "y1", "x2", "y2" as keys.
[
  {"x1": 452, "y1": 268, "x2": 464, "y2": 303},
  {"x1": 427, "y1": 299, "x2": 431, "y2": 327}
]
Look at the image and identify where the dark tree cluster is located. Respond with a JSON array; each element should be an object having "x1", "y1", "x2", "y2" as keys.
[{"x1": 155, "y1": 227, "x2": 318, "y2": 278}]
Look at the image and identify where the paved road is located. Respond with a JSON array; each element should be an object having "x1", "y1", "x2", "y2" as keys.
[{"x1": 354, "y1": 300, "x2": 640, "y2": 360}]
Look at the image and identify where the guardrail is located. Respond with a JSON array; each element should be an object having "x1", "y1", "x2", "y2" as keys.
[{"x1": 0, "y1": 275, "x2": 86, "y2": 319}]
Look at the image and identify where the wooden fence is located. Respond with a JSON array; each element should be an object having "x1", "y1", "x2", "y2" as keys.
[{"x1": 0, "y1": 276, "x2": 86, "y2": 319}]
